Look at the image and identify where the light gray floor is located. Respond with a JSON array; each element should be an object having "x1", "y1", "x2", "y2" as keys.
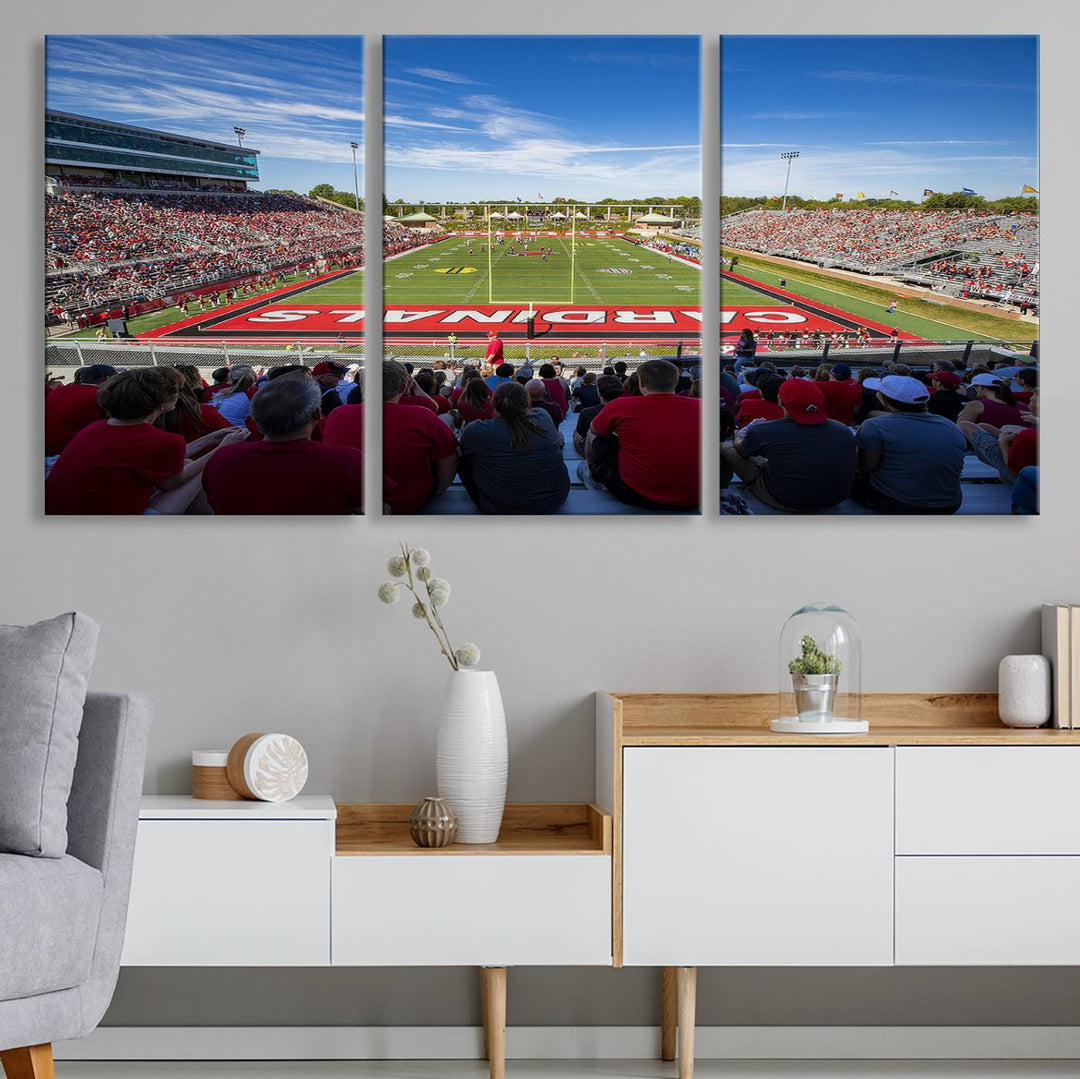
[{"x1": 53, "y1": 1062, "x2": 1080, "y2": 1079}]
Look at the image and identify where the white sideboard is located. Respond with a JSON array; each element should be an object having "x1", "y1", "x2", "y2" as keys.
[
  {"x1": 622, "y1": 746, "x2": 894, "y2": 967},
  {"x1": 121, "y1": 796, "x2": 336, "y2": 967}
]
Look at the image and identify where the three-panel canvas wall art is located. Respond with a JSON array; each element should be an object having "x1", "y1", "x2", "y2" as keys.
[{"x1": 44, "y1": 35, "x2": 1039, "y2": 516}]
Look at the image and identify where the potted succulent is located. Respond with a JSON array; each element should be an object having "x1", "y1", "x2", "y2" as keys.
[{"x1": 788, "y1": 634, "x2": 843, "y2": 721}]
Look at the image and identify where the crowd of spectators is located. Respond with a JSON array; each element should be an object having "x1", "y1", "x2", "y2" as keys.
[
  {"x1": 721, "y1": 338, "x2": 1039, "y2": 515},
  {"x1": 642, "y1": 236, "x2": 701, "y2": 263},
  {"x1": 45, "y1": 359, "x2": 366, "y2": 515},
  {"x1": 45, "y1": 189, "x2": 369, "y2": 313},
  {"x1": 369, "y1": 345, "x2": 700, "y2": 514},
  {"x1": 722, "y1": 208, "x2": 1039, "y2": 287}
]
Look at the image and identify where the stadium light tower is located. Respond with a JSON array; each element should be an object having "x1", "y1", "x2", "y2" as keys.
[
  {"x1": 780, "y1": 151, "x2": 800, "y2": 212},
  {"x1": 349, "y1": 141, "x2": 361, "y2": 212},
  {"x1": 233, "y1": 126, "x2": 246, "y2": 148}
]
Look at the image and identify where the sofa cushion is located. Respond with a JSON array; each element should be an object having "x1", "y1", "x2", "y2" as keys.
[
  {"x1": 0, "y1": 853, "x2": 103, "y2": 998},
  {"x1": 0, "y1": 613, "x2": 100, "y2": 856}
]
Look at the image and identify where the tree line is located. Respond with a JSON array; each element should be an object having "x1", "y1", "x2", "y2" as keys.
[{"x1": 722, "y1": 192, "x2": 1039, "y2": 216}]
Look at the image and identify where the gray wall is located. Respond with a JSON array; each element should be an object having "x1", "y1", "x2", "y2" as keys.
[{"x1": 12, "y1": 0, "x2": 1080, "y2": 1030}]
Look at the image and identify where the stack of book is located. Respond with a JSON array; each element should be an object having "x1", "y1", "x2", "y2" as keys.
[{"x1": 1041, "y1": 604, "x2": 1080, "y2": 728}]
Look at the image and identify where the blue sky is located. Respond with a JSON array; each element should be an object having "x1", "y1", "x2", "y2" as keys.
[
  {"x1": 384, "y1": 36, "x2": 700, "y2": 201},
  {"x1": 46, "y1": 36, "x2": 364, "y2": 195},
  {"x1": 722, "y1": 36, "x2": 1038, "y2": 200}
]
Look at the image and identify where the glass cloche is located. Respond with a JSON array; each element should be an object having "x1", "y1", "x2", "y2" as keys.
[{"x1": 773, "y1": 603, "x2": 866, "y2": 734}]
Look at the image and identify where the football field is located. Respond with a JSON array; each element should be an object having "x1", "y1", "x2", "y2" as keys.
[{"x1": 385, "y1": 233, "x2": 700, "y2": 305}]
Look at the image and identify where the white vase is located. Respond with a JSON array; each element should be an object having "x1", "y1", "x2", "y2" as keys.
[
  {"x1": 998, "y1": 654, "x2": 1052, "y2": 728},
  {"x1": 436, "y1": 669, "x2": 507, "y2": 843}
]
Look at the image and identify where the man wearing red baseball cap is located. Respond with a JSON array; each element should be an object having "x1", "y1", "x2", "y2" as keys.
[
  {"x1": 721, "y1": 378, "x2": 855, "y2": 511},
  {"x1": 925, "y1": 369, "x2": 966, "y2": 422},
  {"x1": 485, "y1": 330, "x2": 504, "y2": 366}
]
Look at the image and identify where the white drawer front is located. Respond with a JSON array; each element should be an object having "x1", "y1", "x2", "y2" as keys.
[
  {"x1": 122, "y1": 819, "x2": 332, "y2": 966},
  {"x1": 896, "y1": 856, "x2": 1080, "y2": 964},
  {"x1": 332, "y1": 855, "x2": 611, "y2": 966},
  {"x1": 622, "y1": 747, "x2": 894, "y2": 967},
  {"x1": 896, "y1": 747, "x2": 1080, "y2": 855}
]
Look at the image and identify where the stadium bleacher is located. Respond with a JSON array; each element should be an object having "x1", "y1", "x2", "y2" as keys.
[
  {"x1": 723, "y1": 208, "x2": 1039, "y2": 309},
  {"x1": 419, "y1": 409, "x2": 686, "y2": 515}
]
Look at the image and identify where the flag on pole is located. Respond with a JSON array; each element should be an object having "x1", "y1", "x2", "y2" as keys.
[
  {"x1": 923, "y1": 189, "x2": 935, "y2": 197},
  {"x1": 1022, "y1": 185, "x2": 1039, "y2": 194},
  {"x1": 834, "y1": 192, "x2": 844, "y2": 200},
  {"x1": 857, "y1": 191, "x2": 865, "y2": 199},
  {"x1": 537, "y1": 192, "x2": 544, "y2": 199},
  {"x1": 962, "y1": 187, "x2": 978, "y2": 196},
  {"x1": 889, "y1": 190, "x2": 901, "y2": 197}
]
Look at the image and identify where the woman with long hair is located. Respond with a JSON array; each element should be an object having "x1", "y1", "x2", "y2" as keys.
[
  {"x1": 157, "y1": 366, "x2": 232, "y2": 442},
  {"x1": 455, "y1": 374, "x2": 494, "y2": 427},
  {"x1": 958, "y1": 373, "x2": 1023, "y2": 429},
  {"x1": 458, "y1": 381, "x2": 570, "y2": 514},
  {"x1": 211, "y1": 369, "x2": 257, "y2": 427}
]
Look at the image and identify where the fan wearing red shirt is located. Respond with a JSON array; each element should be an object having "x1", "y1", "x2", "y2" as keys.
[
  {"x1": 485, "y1": 331, "x2": 504, "y2": 366},
  {"x1": 537, "y1": 363, "x2": 569, "y2": 415},
  {"x1": 816, "y1": 363, "x2": 864, "y2": 426},
  {"x1": 46, "y1": 368, "x2": 247, "y2": 515},
  {"x1": 44, "y1": 364, "x2": 117, "y2": 456},
  {"x1": 736, "y1": 374, "x2": 784, "y2": 428},
  {"x1": 324, "y1": 360, "x2": 457, "y2": 514},
  {"x1": 587, "y1": 359, "x2": 700, "y2": 510},
  {"x1": 203, "y1": 376, "x2": 365, "y2": 514}
]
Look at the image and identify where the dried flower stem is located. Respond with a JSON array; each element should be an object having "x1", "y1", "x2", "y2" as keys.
[{"x1": 400, "y1": 541, "x2": 459, "y2": 670}]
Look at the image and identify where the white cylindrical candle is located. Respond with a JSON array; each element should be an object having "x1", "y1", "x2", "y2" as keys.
[{"x1": 998, "y1": 655, "x2": 1052, "y2": 728}]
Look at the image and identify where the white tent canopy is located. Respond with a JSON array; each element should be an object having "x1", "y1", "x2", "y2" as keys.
[
  {"x1": 574, "y1": 211, "x2": 589, "y2": 219},
  {"x1": 488, "y1": 211, "x2": 504, "y2": 219},
  {"x1": 551, "y1": 211, "x2": 567, "y2": 219},
  {"x1": 507, "y1": 211, "x2": 523, "y2": 219}
]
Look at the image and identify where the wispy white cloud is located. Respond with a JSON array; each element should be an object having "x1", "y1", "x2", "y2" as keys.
[
  {"x1": 869, "y1": 139, "x2": 1014, "y2": 146},
  {"x1": 815, "y1": 69, "x2": 1035, "y2": 92},
  {"x1": 569, "y1": 49, "x2": 697, "y2": 69},
  {"x1": 405, "y1": 67, "x2": 480, "y2": 85}
]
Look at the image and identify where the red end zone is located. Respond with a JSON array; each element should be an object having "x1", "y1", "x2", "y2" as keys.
[{"x1": 184, "y1": 304, "x2": 705, "y2": 338}]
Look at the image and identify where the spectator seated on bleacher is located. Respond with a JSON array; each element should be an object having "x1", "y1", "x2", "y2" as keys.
[
  {"x1": 959, "y1": 391, "x2": 1039, "y2": 485},
  {"x1": 587, "y1": 359, "x2": 700, "y2": 512},
  {"x1": 455, "y1": 375, "x2": 495, "y2": 427},
  {"x1": 44, "y1": 363, "x2": 116, "y2": 456},
  {"x1": 816, "y1": 363, "x2": 863, "y2": 426},
  {"x1": 211, "y1": 369, "x2": 257, "y2": 428},
  {"x1": 157, "y1": 365, "x2": 233, "y2": 443},
  {"x1": 538, "y1": 363, "x2": 569, "y2": 415},
  {"x1": 324, "y1": 359, "x2": 456, "y2": 515},
  {"x1": 201, "y1": 376, "x2": 364, "y2": 515},
  {"x1": 925, "y1": 370, "x2": 967, "y2": 422},
  {"x1": 458, "y1": 381, "x2": 570, "y2": 515},
  {"x1": 852, "y1": 375, "x2": 967, "y2": 515},
  {"x1": 574, "y1": 375, "x2": 624, "y2": 456},
  {"x1": 722, "y1": 379, "x2": 855, "y2": 513},
  {"x1": 571, "y1": 372, "x2": 601, "y2": 413},
  {"x1": 46, "y1": 368, "x2": 247, "y2": 515},
  {"x1": 957, "y1": 373, "x2": 1025, "y2": 429},
  {"x1": 526, "y1": 380, "x2": 565, "y2": 432},
  {"x1": 736, "y1": 374, "x2": 785, "y2": 428}
]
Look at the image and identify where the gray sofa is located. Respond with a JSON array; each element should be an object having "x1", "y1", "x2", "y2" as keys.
[{"x1": 0, "y1": 692, "x2": 152, "y2": 1078}]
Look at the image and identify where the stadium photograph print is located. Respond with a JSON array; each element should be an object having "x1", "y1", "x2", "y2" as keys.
[
  {"x1": 377, "y1": 35, "x2": 703, "y2": 516},
  {"x1": 44, "y1": 35, "x2": 367, "y2": 515},
  {"x1": 720, "y1": 35, "x2": 1039, "y2": 517}
]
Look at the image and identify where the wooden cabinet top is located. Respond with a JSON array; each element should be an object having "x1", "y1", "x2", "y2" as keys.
[
  {"x1": 599, "y1": 692, "x2": 1080, "y2": 746},
  {"x1": 335, "y1": 803, "x2": 612, "y2": 856}
]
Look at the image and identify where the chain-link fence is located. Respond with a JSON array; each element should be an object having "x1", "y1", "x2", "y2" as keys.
[
  {"x1": 44, "y1": 338, "x2": 364, "y2": 383},
  {"x1": 383, "y1": 337, "x2": 702, "y2": 370}
]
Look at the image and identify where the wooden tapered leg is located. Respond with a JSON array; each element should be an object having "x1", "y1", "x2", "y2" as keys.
[
  {"x1": 677, "y1": 967, "x2": 697, "y2": 1079},
  {"x1": 480, "y1": 966, "x2": 506, "y2": 1079},
  {"x1": 660, "y1": 966, "x2": 678, "y2": 1061},
  {"x1": 480, "y1": 968, "x2": 491, "y2": 1060},
  {"x1": 1, "y1": 1044, "x2": 56, "y2": 1079}
]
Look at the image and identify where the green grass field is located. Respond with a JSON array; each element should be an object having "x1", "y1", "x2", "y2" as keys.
[
  {"x1": 723, "y1": 250, "x2": 1036, "y2": 344},
  {"x1": 385, "y1": 234, "x2": 700, "y2": 305}
]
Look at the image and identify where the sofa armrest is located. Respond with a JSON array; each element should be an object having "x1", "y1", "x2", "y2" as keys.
[{"x1": 66, "y1": 691, "x2": 153, "y2": 1034}]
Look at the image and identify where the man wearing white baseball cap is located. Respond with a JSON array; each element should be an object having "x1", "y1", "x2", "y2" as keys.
[{"x1": 853, "y1": 375, "x2": 967, "y2": 514}]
